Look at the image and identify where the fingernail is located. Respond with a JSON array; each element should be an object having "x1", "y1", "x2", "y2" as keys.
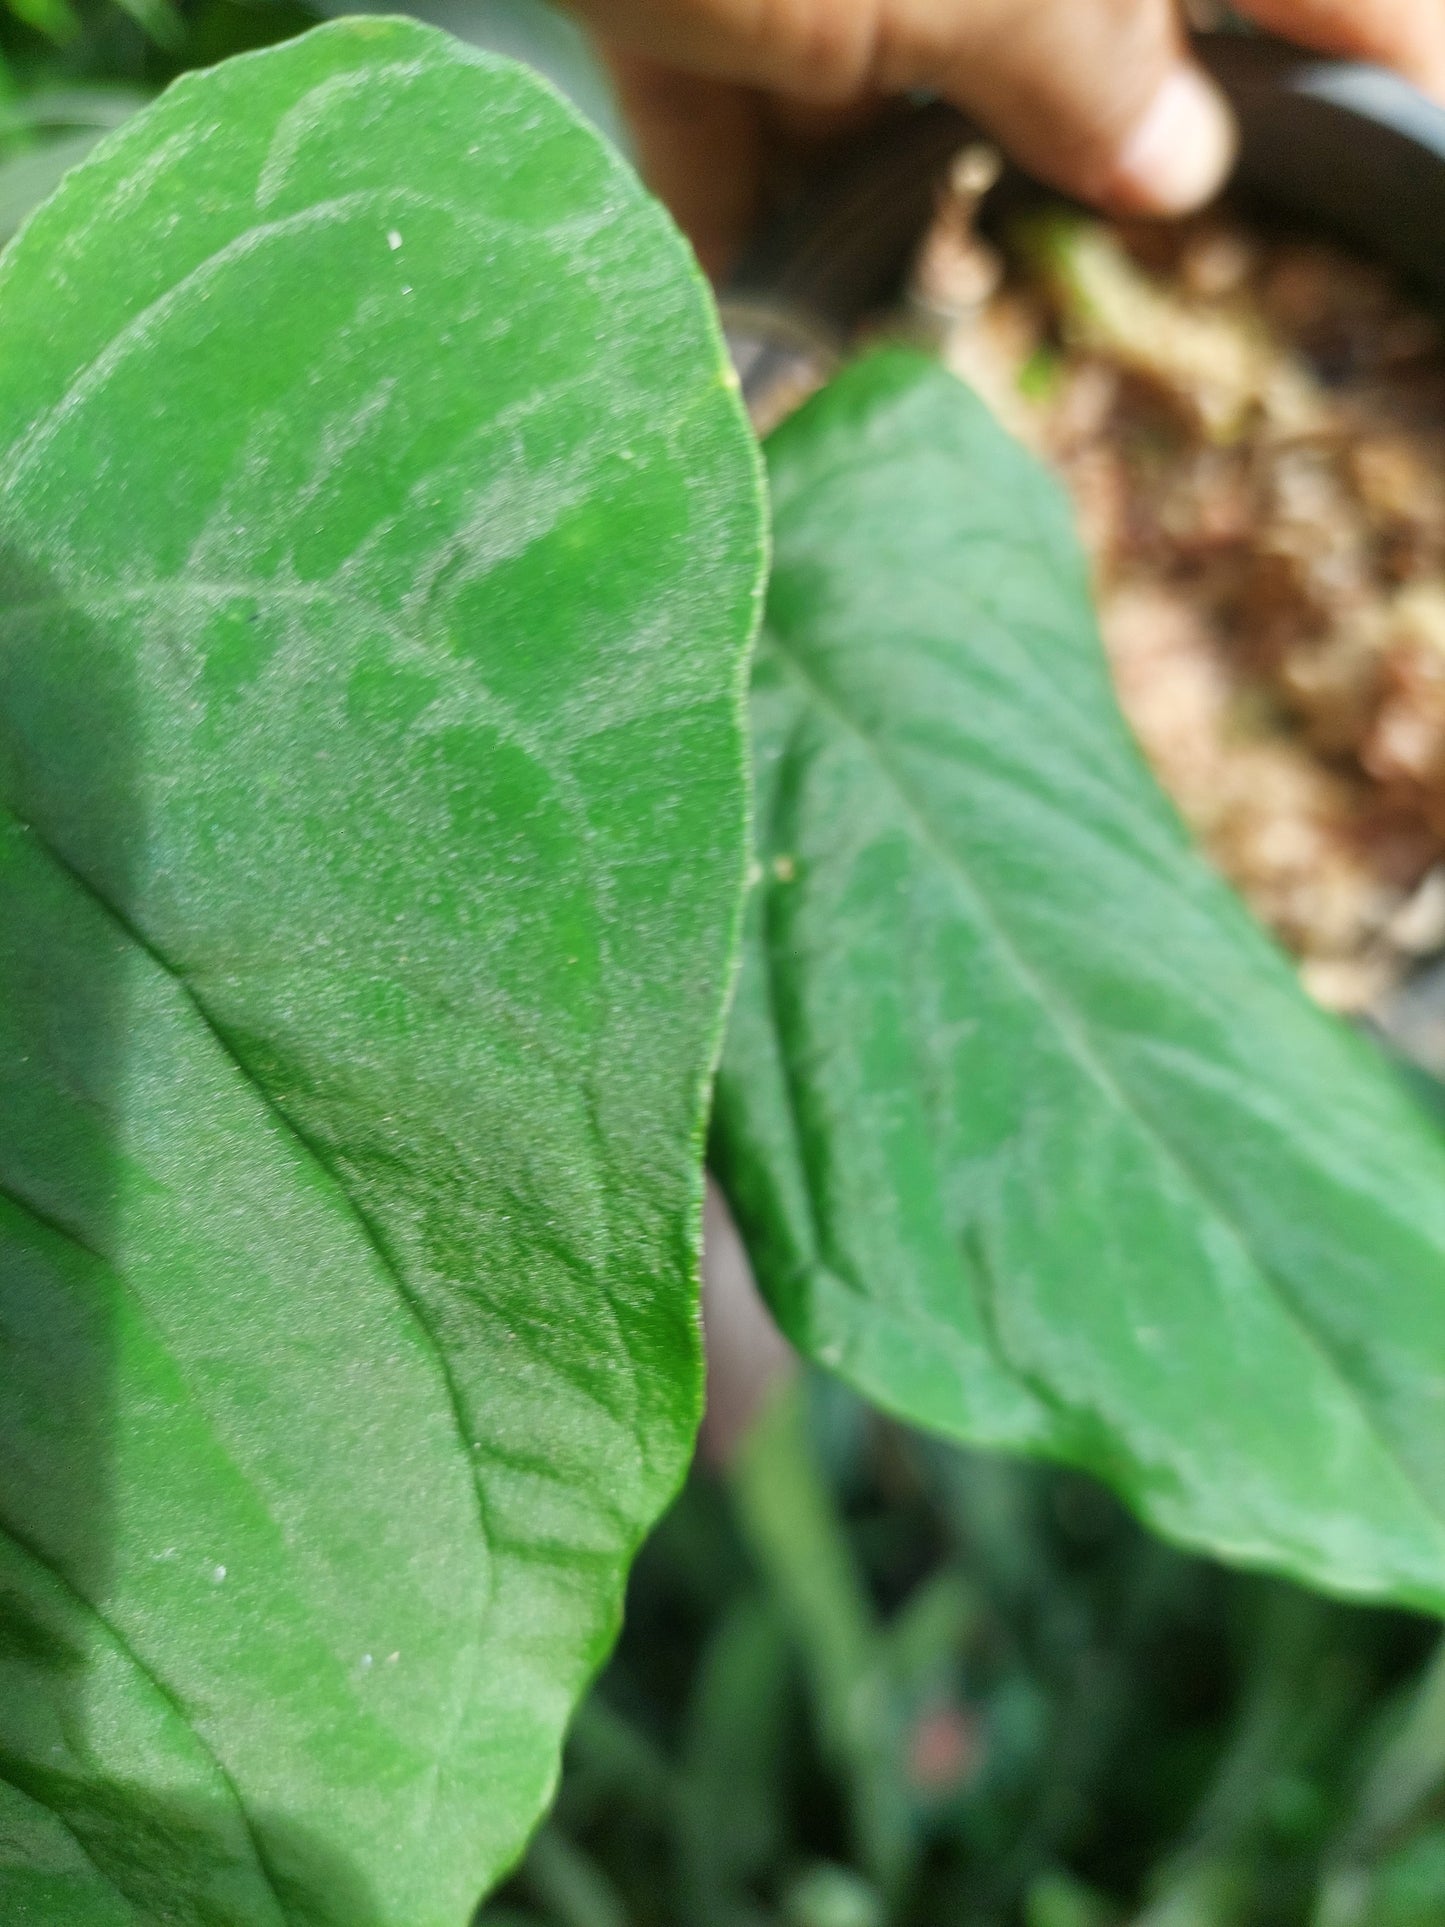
[{"x1": 1110, "y1": 65, "x2": 1237, "y2": 214}]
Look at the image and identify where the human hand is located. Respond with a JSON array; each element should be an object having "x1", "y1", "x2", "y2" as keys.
[{"x1": 567, "y1": 0, "x2": 1445, "y2": 274}]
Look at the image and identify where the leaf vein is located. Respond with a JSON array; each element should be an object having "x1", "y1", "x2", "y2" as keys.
[{"x1": 0, "y1": 1513, "x2": 293, "y2": 1927}]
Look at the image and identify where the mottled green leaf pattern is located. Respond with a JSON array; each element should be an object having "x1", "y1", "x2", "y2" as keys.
[
  {"x1": 0, "y1": 21, "x2": 763, "y2": 1925},
  {"x1": 714, "y1": 348, "x2": 1445, "y2": 1616}
]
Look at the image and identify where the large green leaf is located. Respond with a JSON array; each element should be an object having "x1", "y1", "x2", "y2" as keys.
[
  {"x1": 712, "y1": 348, "x2": 1445, "y2": 1616},
  {"x1": 0, "y1": 20, "x2": 764, "y2": 1925}
]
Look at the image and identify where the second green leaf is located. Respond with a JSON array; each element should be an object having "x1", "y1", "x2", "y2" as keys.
[{"x1": 713, "y1": 348, "x2": 1445, "y2": 1617}]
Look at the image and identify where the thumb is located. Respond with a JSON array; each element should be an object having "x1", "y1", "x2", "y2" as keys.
[{"x1": 920, "y1": 0, "x2": 1236, "y2": 215}]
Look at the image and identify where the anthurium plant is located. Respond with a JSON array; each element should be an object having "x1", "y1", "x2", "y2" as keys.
[{"x1": 4, "y1": 21, "x2": 1445, "y2": 1924}]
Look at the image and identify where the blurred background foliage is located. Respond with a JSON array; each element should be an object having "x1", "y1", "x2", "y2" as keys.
[
  {"x1": 477, "y1": 1375, "x2": 1445, "y2": 1927},
  {"x1": 8, "y1": 2, "x2": 1445, "y2": 1919}
]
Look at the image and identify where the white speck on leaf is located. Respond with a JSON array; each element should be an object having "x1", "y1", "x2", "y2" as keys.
[
  {"x1": 210, "y1": 1564, "x2": 227, "y2": 1584},
  {"x1": 387, "y1": 229, "x2": 403, "y2": 250}
]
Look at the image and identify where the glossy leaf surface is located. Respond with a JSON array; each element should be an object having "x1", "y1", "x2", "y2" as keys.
[
  {"x1": 0, "y1": 21, "x2": 763, "y2": 1924},
  {"x1": 713, "y1": 348, "x2": 1445, "y2": 1616}
]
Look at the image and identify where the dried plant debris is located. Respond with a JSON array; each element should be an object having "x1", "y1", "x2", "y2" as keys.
[{"x1": 906, "y1": 168, "x2": 1445, "y2": 1011}]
